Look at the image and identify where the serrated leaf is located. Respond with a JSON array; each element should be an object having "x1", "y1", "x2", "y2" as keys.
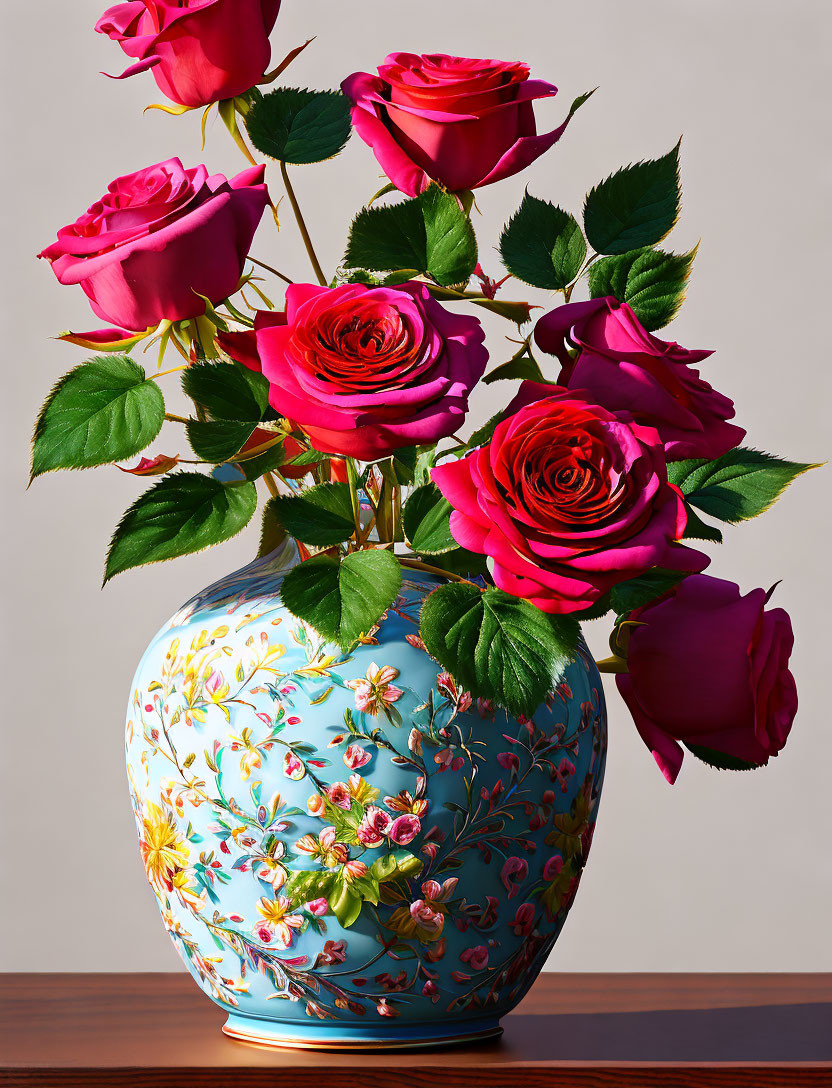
[
  {"x1": 390, "y1": 446, "x2": 419, "y2": 486},
  {"x1": 483, "y1": 351, "x2": 546, "y2": 386},
  {"x1": 667, "y1": 448, "x2": 818, "y2": 523},
  {"x1": 610, "y1": 569, "x2": 688, "y2": 616},
  {"x1": 344, "y1": 185, "x2": 477, "y2": 287},
  {"x1": 245, "y1": 87, "x2": 352, "y2": 164},
  {"x1": 419, "y1": 584, "x2": 580, "y2": 717},
  {"x1": 267, "y1": 483, "x2": 356, "y2": 546},
  {"x1": 281, "y1": 550, "x2": 402, "y2": 650},
  {"x1": 499, "y1": 194, "x2": 586, "y2": 290},
  {"x1": 186, "y1": 419, "x2": 257, "y2": 463},
  {"x1": 588, "y1": 245, "x2": 697, "y2": 330},
  {"x1": 466, "y1": 410, "x2": 505, "y2": 449},
  {"x1": 584, "y1": 142, "x2": 681, "y2": 255},
  {"x1": 425, "y1": 548, "x2": 489, "y2": 578},
  {"x1": 31, "y1": 355, "x2": 164, "y2": 479},
  {"x1": 182, "y1": 361, "x2": 268, "y2": 422},
  {"x1": 681, "y1": 504, "x2": 723, "y2": 544},
  {"x1": 258, "y1": 499, "x2": 288, "y2": 558},
  {"x1": 104, "y1": 473, "x2": 258, "y2": 582},
  {"x1": 402, "y1": 484, "x2": 456, "y2": 555},
  {"x1": 684, "y1": 744, "x2": 761, "y2": 771}
]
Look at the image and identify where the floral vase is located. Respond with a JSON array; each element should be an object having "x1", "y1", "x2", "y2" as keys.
[{"x1": 126, "y1": 542, "x2": 607, "y2": 1049}]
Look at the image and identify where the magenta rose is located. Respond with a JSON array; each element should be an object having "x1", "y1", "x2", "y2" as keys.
[
  {"x1": 342, "y1": 53, "x2": 575, "y2": 197},
  {"x1": 219, "y1": 282, "x2": 487, "y2": 461},
  {"x1": 616, "y1": 574, "x2": 797, "y2": 784},
  {"x1": 38, "y1": 158, "x2": 268, "y2": 333},
  {"x1": 433, "y1": 382, "x2": 708, "y2": 614},
  {"x1": 388, "y1": 814, "x2": 421, "y2": 846},
  {"x1": 535, "y1": 297, "x2": 745, "y2": 461},
  {"x1": 96, "y1": 0, "x2": 282, "y2": 108}
]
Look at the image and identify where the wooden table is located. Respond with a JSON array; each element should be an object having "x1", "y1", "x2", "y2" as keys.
[{"x1": 1, "y1": 973, "x2": 830, "y2": 1086}]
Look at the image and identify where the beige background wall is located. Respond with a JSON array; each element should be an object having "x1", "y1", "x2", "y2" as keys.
[{"x1": 1, "y1": 0, "x2": 830, "y2": 972}]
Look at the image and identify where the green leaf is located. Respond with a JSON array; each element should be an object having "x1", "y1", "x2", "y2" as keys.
[
  {"x1": 610, "y1": 569, "x2": 688, "y2": 616},
  {"x1": 104, "y1": 473, "x2": 258, "y2": 582},
  {"x1": 329, "y1": 881, "x2": 363, "y2": 928},
  {"x1": 258, "y1": 498, "x2": 287, "y2": 558},
  {"x1": 402, "y1": 484, "x2": 456, "y2": 555},
  {"x1": 186, "y1": 419, "x2": 257, "y2": 463},
  {"x1": 667, "y1": 448, "x2": 818, "y2": 523},
  {"x1": 31, "y1": 355, "x2": 164, "y2": 479},
  {"x1": 281, "y1": 550, "x2": 402, "y2": 650},
  {"x1": 681, "y1": 504, "x2": 723, "y2": 544},
  {"x1": 182, "y1": 361, "x2": 268, "y2": 422},
  {"x1": 684, "y1": 744, "x2": 761, "y2": 771},
  {"x1": 420, "y1": 184, "x2": 478, "y2": 286},
  {"x1": 237, "y1": 440, "x2": 287, "y2": 482},
  {"x1": 483, "y1": 351, "x2": 547, "y2": 386},
  {"x1": 266, "y1": 483, "x2": 356, "y2": 547},
  {"x1": 390, "y1": 446, "x2": 420, "y2": 486},
  {"x1": 467, "y1": 410, "x2": 504, "y2": 449},
  {"x1": 245, "y1": 87, "x2": 352, "y2": 165},
  {"x1": 499, "y1": 194, "x2": 586, "y2": 290},
  {"x1": 371, "y1": 850, "x2": 423, "y2": 883},
  {"x1": 425, "y1": 548, "x2": 489, "y2": 578},
  {"x1": 344, "y1": 184, "x2": 477, "y2": 287},
  {"x1": 288, "y1": 446, "x2": 329, "y2": 468},
  {"x1": 584, "y1": 141, "x2": 682, "y2": 255},
  {"x1": 419, "y1": 584, "x2": 580, "y2": 717},
  {"x1": 588, "y1": 245, "x2": 697, "y2": 330}
]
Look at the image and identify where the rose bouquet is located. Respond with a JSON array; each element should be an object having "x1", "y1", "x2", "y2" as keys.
[
  {"x1": 33, "y1": 11, "x2": 812, "y2": 790},
  {"x1": 28, "y1": 5, "x2": 821, "y2": 1045}
]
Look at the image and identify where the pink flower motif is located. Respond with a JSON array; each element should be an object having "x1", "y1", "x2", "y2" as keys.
[
  {"x1": 422, "y1": 979, "x2": 439, "y2": 1002},
  {"x1": 421, "y1": 877, "x2": 458, "y2": 903},
  {"x1": 407, "y1": 728, "x2": 423, "y2": 756},
  {"x1": 501, "y1": 857, "x2": 529, "y2": 899},
  {"x1": 409, "y1": 900, "x2": 444, "y2": 936},
  {"x1": 543, "y1": 855, "x2": 564, "y2": 881},
  {"x1": 388, "y1": 813, "x2": 421, "y2": 846},
  {"x1": 348, "y1": 663, "x2": 405, "y2": 715},
  {"x1": 282, "y1": 751, "x2": 306, "y2": 781},
  {"x1": 319, "y1": 826, "x2": 338, "y2": 850},
  {"x1": 254, "y1": 922, "x2": 273, "y2": 943},
  {"x1": 326, "y1": 782, "x2": 352, "y2": 810},
  {"x1": 460, "y1": 944, "x2": 489, "y2": 970},
  {"x1": 477, "y1": 698, "x2": 495, "y2": 720},
  {"x1": 344, "y1": 859, "x2": 369, "y2": 881},
  {"x1": 315, "y1": 940, "x2": 347, "y2": 966},
  {"x1": 306, "y1": 898, "x2": 329, "y2": 917},
  {"x1": 377, "y1": 998, "x2": 399, "y2": 1018},
  {"x1": 357, "y1": 805, "x2": 393, "y2": 849},
  {"x1": 497, "y1": 752, "x2": 521, "y2": 771},
  {"x1": 510, "y1": 903, "x2": 536, "y2": 937},
  {"x1": 343, "y1": 744, "x2": 371, "y2": 770},
  {"x1": 458, "y1": 692, "x2": 473, "y2": 713},
  {"x1": 405, "y1": 633, "x2": 427, "y2": 651}
]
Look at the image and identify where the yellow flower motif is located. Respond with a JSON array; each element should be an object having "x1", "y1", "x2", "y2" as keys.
[
  {"x1": 229, "y1": 726, "x2": 273, "y2": 780},
  {"x1": 256, "y1": 895, "x2": 305, "y2": 949},
  {"x1": 140, "y1": 802, "x2": 189, "y2": 895},
  {"x1": 295, "y1": 827, "x2": 349, "y2": 868},
  {"x1": 347, "y1": 773, "x2": 380, "y2": 806}
]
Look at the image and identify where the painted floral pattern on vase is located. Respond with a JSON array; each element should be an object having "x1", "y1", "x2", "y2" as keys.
[{"x1": 126, "y1": 545, "x2": 607, "y2": 1045}]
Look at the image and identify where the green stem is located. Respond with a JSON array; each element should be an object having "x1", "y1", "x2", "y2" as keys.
[
  {"x1": 279, "y1": 160, "x2": 327, "y2": 286},
  {"x1": 248, "y1": 256, "x2": 294, "y2": 286}
]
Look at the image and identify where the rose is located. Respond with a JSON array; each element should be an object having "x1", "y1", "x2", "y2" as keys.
[
  {"x1": 96, "y1": 0, "x2": 282, "y2": 108},
  {"x1": 500, "y1": 857, "x2": 528, "y2": 899},
  {"x1": 409, "y1": 899, "x2": 444, "y2": 935},
  {"x1": 342, "y1": 53, "x2": 574, "y2": 197},
  {"x1": 388, "y1": 814, "x2": 421, "y2": 846},
  {"x1": 343, "y1": 744, "x2": 371, "y2": 771},
  {"x1": 38, "y1": 158, "x2": 268, "y2": 332},
  {"x1": 460, "y1": 945, "x2": 490, "y2": 970},
  {"x1": 432, "y1": 382, "x2": 708, "y2": 614},
  {"x1": 535, "y1": 297, "x2": 745, "y2": 460},
  {"x1": 510, "y1": 903, "x2": 535, "y2": 937},
  {"x1": 357, "y1": 806, "x2": 392, "y2": 848},
  {"x1": 616, "y1": 574, "x2": 798, "y2": 784},
  {"x1": 325, "y1": 783, "x2": 351, "y2": 811},
  {"x1": 219, "y1": 282, "x2": 487, "y2": 460}
]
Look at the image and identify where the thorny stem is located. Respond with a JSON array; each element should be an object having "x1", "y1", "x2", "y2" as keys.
[
  {"x1": 279, "y1": 160, "x2": 327, "y2": 286},
  {"x1": 398, "y1": 557, "x2": 478, "y2": 586}
]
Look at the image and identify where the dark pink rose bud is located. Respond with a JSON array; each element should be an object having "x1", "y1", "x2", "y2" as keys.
[
  {"x1": 38, "y1": 158, "x2": 268, "y2": 332},
  {"x1": 342, "y1": 53, "x2": 578, "y2": 197},
  {"x1": 535, "y1": 297, "x2": 745, "y2": 461},
  {"x1": 617, "y1": 574, "x2": 798, "y2": 784},
  {"x1": 96, "y1": 0, "x2": 282, "y2": 108}
]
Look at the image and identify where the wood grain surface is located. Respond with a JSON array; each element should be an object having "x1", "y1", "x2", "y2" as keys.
[{"x1": 1, "y1": 972, "x2": 831, "y2": 1087}]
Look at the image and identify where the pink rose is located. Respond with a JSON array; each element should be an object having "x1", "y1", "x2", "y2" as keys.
[
  {"x1": 535, "y1": 298, "x2": 746, "y2": 461},
  {"x1": 342, "y1": 53, "x2": 576, "y2": 197},
  {"x1": 325, "y1": 782, "x2": 352, "y2": 810},
  {"x1": 510, "y1": 903, "x2": 535, "y2": 937},
  {"x1": 388, "y1": 814, "x2": 421, "y2": 846},
  {"x1": 357, "y1": 806, "x2": 392, "y2": 848},
  {"x1": 306, "y1": 898, "x2": 328, "y2": 917},
  {"x1": 96, "y1": 0, "x2": 282, "y2": 108},
  {"x1": 282, "y1": 750, "x2": 305, "y2": 781},
  {"x1": 617, "y1": 574, "x2": 798, "y2": 784},
  {"x1": 219, "y1": 282, "x2": 487, "y2": 461},
  {"x1": 542, "y1": 855, "x2": 564, "y2": 881},
  {"x1": 409, "y1": 899, "x2": 444, "y2": 935},
  {"x1": 39, "y1": 158, "x2": 268, "y2": 332},
  {"x1": 433, "y1": 383, "x2": 707, "y2": 614}
]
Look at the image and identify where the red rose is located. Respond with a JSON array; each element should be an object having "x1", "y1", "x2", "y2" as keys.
[
  {"x1": 535, "y1": 298, "x2": 745, "y2": 461},
  {"x1": 219, "y1": 282, "x2": 487, "y2": 461},
  {"x1": 38, "y1": 158, "x2": 268, "y2": 332},
  {"x1": 617, "y1": 574, "x2": 798, "y2": 784},
  {"x1": 432, "y1": 382, "x2": 708, "y2": 613},
  {"x1": 342, "y1": 53, "x2": 575, "y2": 197},
  {"x1": 96, "y1": 0, "x2": 282, "y2": 108}
]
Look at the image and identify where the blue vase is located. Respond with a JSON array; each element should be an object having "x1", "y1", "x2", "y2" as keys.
[{"x1": 126, "y1": 543, "x2": 607, "y2": 1049}]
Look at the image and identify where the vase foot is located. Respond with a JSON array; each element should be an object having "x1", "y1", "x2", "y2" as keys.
[{"x1": 222, "y1": 1012, "x2": 503, "y2": 1051}]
